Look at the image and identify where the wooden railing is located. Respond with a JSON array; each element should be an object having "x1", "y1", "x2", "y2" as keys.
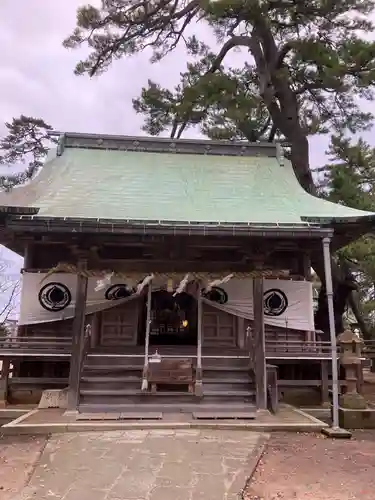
[
  {"x1": 265, "y1": 340, "x2": 334, "y2": 358},
  {"x1": 0, "y1": 336, "x2": 72, "y2": 357}
]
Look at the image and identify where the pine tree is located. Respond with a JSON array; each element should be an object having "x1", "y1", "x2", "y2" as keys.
[
  {"x1": 0, "y1": 116, "x2": 56, "y2": 190},
  {"x1": 319, "y1": 135, "x2": 375, "y2": 335},
  {"x1": 64, "y1": 0, "x2": 375, "y2": 193}
]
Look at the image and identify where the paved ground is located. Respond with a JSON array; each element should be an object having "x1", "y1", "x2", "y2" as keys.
[
  {"x1": 15, "y1": 429, "x2": 267, "y2": 500},
  {"x1": 0, "y1": 434, "x2": 47, "y2": 500},
  {"x1": 246, "y1": 431, "x2": 375, "y2": 500}
]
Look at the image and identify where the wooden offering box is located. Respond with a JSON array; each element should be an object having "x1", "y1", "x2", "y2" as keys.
[{"x1": 148, "y1": 358, "x2": 194, "y2": 393}]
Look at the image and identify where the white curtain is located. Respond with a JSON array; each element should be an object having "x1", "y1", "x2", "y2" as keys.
[
  {"x1": 19, "y1": 273, "x2": 140, "y2": 325},
  {"x1": 19, "y1": 273, "x2": 314, "y2": 331},
  {"x1": 202, "y1": 278, "x2": 314, "y2": 331}
]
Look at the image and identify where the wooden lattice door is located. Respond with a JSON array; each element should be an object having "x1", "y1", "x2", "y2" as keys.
[
  {"x1": 100, "y1": 300, "x2": 139, "y2": 346},
  {"x1": 202, "y1": 304, "x2": 237, "y2": 346}
]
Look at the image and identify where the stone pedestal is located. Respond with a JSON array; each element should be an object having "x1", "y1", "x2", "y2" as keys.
[
  {"x1": 337, "y1": 329, "x2": 367, "y2": 410},
  {"x1": 338, "y1": 406, "x2": 375, "y2": 429},
  {"x1": 339, "y1": 392, "x2": 367, "y2": 410},
  {"x1": 38, "y1": 388, "x2": 68, "y2": 409}
]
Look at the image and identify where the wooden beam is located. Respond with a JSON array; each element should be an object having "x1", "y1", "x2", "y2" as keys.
[
  {"x1": 253, "y1": 277, "x2": 267, "y2": 410},
  {"x1": 67, "y1": 263, "x2": 88, "y2": 411},
  {"x1": 0, "y1": 359, "x2": 11, "y2": 407}
]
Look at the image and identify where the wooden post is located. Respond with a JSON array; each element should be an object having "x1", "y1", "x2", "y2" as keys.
[
  {"x1": 237, "y1": 316, "x2": 245, "y2": 348},
  {"x1": 90, "y1": 313, "x2": 100, "y2": 348},
  {"x1": 15, "y1": 242, "x2": 35, "y2": 378},
  {"x1": 320, "y1": 360, "x2": 329, "y2": 406},
  {"x1": 0, "y1": 359, "x2": 10, "y2": 407},
  {"x1": 67, "y1": 267, "x2": 88, "y2": 412},
  {"x1": 141, "y1": 284, "x2": 152, "y2": 391},
  {"x1": 195, "y1": 284, "x2": 203, "y2": 396},
  {"x1": 253, "y1": 277, "x2": 267, "y2": 410}
]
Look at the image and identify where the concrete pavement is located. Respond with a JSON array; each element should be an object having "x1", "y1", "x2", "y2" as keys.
[{"x1": 16, "y1": 429, "x2": 268, "y2": 500}]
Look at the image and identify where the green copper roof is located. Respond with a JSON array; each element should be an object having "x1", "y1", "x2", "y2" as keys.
[{"x1": 0, "y1": 134, "x2": 373, "y2": 225}]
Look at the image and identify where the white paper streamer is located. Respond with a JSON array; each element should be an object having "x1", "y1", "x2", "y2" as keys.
[
  {"x1": 206, "y1": 273, "x2": 234, "y2": 292},
  {"x1": 173, "y1": 273, "x2": 190, "y2": 296},
  {"x1": 136, "y1": 274, "x2": 155, "y2": 294},
  {"x1": 94, "y1": 272, "x2": 114, "y2": 292}
]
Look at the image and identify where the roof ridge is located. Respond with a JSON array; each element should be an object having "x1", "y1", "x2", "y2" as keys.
[{"x1": 52, "y1": 132, "x2": 279, "y2": 158}]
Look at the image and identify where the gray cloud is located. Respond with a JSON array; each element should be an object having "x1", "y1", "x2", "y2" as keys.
[
  {"x1": 1, "y1": 1, "x2": 373, "y2": 165},
  {"x1": 0, "y1": 0, "x2": 192, "y2": 137}
]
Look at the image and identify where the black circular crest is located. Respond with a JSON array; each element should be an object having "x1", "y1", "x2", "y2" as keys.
[
  {"x1": 202, "y1": 286, "x2": 228, "y2": 305},
  {"x1": 38, "y1": 282, "x2": 72, "y2": 312},
  {"x1": 105, "y1": 284, "x2": 133, "y2": 300},
  {"x1": 263, "y1": 288, "x2": 288, "y2": 316}
]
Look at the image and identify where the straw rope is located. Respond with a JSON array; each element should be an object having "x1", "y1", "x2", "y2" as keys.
[{"x1": 36, "y1": 262, "x2": 291, "y2": 283}]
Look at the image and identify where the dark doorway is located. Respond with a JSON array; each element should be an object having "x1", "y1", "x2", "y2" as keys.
[{"x1": 139, "y1": 289, "x2": 198, "y2": 345}]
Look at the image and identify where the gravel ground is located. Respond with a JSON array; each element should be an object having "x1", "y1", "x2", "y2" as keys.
[
  {"x1": 0, "y1": 434, "x2": 47, "y2": 500},
  {"x1": 246, "y1": 431, "x2": 375, "y2": 500}
]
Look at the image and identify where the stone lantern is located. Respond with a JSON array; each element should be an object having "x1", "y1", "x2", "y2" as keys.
[{"x1": 337, "y1": 329, "x2": 367, "y2": 410}]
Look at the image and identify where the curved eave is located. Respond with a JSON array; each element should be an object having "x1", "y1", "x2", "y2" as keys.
[{"x1": 319, "y1": 215, "x2": 375, "y2": 251}]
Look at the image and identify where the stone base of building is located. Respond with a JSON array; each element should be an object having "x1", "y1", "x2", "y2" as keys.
[
  {"x1": 8, "y1": 388, "x2": 43, "y2": 405},
  {"x1": 338, "y1": 406, "x2": 375, "y2": 429}
]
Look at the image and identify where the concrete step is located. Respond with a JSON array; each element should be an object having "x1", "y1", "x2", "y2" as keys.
[
  {"x1": 78, "y1": 402, "x2": 257, "y2": 414},
  {"x1": 79, "y1": 393, "x2": 198, "y2": 406}
]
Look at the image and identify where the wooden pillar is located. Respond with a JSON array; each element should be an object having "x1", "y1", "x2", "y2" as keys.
[
  {"x1": 301, "y1": 253, "x2": 312, "y2": 280},
  {"x1": 67, "y1": 266, "x2": 88, "y2": 411},
  {"x1": 320, "y1": 360, "x2": 329, "y2": 406},
  {"x1": 237, "y1": 316, "x2": 245, "y2": 349},
  {"x1": 253, "y1": 277, "x2": 267, "y2": 410},
  {"x1": 0, "y1": 359, "x2": 10, "y2": 407},
  {"x1": 195, "y1": 284, "x2": 203, "y2": 397}
]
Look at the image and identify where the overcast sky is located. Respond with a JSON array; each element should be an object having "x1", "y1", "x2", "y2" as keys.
[
  {"x1": 1, "y1": 0, "x2": 375, "y2": 318},
  {"x1": 0, "y1": 0, "x2": 347, "y2": 163}
]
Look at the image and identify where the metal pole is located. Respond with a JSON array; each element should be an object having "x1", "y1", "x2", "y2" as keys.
[
  {"x1": 322, "y1": 237, "x2": 340, "y2": 429},
  {"x1": 141, "y1": 284, "x2": 152, "y2": 391},
  {"x1": 195, "y1": 284, "x2": 203, "y2": 396}
]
